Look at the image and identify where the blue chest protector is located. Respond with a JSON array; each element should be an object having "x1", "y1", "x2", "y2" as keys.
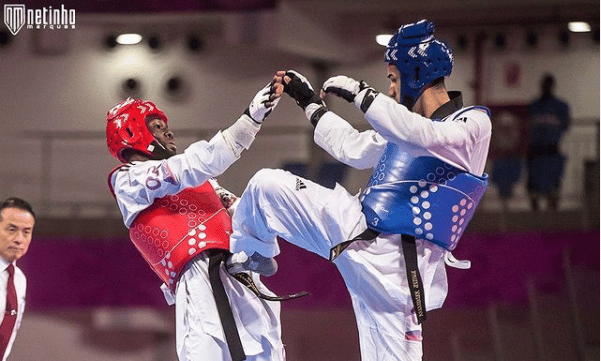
[{"x1": 360, "y1": 109, "x2": 489, "y2": 251}]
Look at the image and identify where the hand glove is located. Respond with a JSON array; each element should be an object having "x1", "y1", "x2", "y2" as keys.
[
  {"x1": 210, "y1": 178, "x2": 238, "y2": 209},
  {"x1": 282, "y1": 70, "x2": 324, "y2": 110},
  {"x1": 278, "y1": 70, "x2": 328, "y2": 127},
  {"x1": 245, "y1": 81, "x2": 282, "y2": 123},
  {"x1": 215, "y1": 186, "x2": 237, "y2": 209},
  {"x1": 321, "y1": 75, "x2": 370, "y2": 102},
  {"x1": 322, "y1": 75, "x2": 378, "y2": 113}
]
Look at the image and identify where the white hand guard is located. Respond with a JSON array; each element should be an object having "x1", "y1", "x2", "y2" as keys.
[
  {"x1": 322, "y1": 75, "x2": 378, "y2": 113},
  {"x1": 247, "y1": 82, "x2": 281, "y2": 123},
  {"x1": 321, "y1": 75, "x2": 363, "y2": 102}
]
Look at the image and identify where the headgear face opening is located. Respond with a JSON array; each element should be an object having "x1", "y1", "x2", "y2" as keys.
[
  {"x1": 106, "y1": 98, "x2": 168, "y2": 162},
  {"x1": 385, "y1": 19, "x2": 454, "y2": 108}
]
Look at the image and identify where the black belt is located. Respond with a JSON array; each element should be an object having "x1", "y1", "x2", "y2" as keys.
[
  {"x1": 208, "y1": 252, "x2": 246, "y2": 361},
  {"x1": 229, "y1": 272, "x2": 309, "y2": 301},
  {"x1": 400, "y1": 234, "x2": 427, "y2": 324},
  {"x1": 329, "y1": 228, "x2": 380, "y2": 261},
  {"x1": 329, "y1": 230, "x2": 428, "y2": 324},
  {"x1": 208, "y1": 250, "x2": 310, "y2": 361}
]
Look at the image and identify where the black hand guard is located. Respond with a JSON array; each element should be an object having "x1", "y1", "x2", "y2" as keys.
[
  {"x1": 329, "y1": 89, "x2": 354, "y2": 102},
  {"x1": 283, "y1": 72, "x2": 322, "y2": 110}
]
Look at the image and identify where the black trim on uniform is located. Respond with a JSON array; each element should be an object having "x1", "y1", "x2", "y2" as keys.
[
  {"x1": 310, "y1": 105, "x2": 329, "y2": 128},
  {"x1": 429, "y1": 91, "x2": 463, "y2": 120},
  {"x1": 360, "y1": 88, "x2": 378, "y2": 113}
]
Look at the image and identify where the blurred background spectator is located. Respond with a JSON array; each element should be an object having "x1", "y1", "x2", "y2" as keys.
[{"x1": 526, "y1": 73, "x2": 571, "y2": 211}]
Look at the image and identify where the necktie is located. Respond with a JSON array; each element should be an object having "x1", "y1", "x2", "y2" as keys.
[{"x1": 0, "y1": 264, "x2": 17, "y2": 360}]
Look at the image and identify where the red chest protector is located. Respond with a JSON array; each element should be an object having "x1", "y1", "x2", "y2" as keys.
[{"x1": 127, "y1": 181, "x2": 231, "y2": 290}]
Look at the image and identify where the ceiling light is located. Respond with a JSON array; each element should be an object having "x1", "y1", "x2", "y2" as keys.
[
  {"x1": 116, "y1": 33, "x2": 142, "y2": 45},
  {"x1": 568, "y1": 22, "x2": 591, "y2": 33},
  {"x1": 376, "y1": 34, "x2": 393, "y2": 46}
]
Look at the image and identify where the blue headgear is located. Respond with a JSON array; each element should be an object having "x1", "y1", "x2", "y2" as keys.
[{"x1": 385, "y1": 19, "x2": 454, "y2": 108}]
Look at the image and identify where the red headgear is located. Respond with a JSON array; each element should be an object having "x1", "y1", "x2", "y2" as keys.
[{"x1": 106, "y1": 98, "x2": 168, "y2": 163}]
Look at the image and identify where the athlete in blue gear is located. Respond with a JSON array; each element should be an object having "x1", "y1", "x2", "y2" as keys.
[{"x1": 229, "y1": 19, "x2": 492, "y2": 360}]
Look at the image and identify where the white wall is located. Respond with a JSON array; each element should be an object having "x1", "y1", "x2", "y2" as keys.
[
  {"x1": 0, "y1": 12, "x2": 317, "y2": 215},
  {"x1": 0, "y1": 13, "x2": 598, "y2": 216}
]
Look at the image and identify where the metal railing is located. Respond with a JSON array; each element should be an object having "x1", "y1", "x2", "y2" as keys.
[{"x1": 6, "y1": 118, "x2": 599, "y2": 218}]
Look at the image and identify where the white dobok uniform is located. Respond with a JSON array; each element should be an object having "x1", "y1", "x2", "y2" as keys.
[
  {"x1": 110, "y1": 118, "x2": 285, "y2": 361},
  {"x1": 231, "y1": 91, "x2": 491, "y2": 361}
]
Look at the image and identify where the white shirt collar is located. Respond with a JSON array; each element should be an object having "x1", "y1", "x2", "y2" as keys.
[{"x1": 0, "y1": 257, "x2": 14, "y2": 272}]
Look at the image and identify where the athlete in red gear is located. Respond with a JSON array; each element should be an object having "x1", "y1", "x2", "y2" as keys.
[{"x1": 106, "y1": 81, "x2": 286, "y2": 361}]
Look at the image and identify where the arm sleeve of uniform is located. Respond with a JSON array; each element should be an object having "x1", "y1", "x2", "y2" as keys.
[
  {"x1": 357, "y1": 93, "x2": 492, "y2": 174},
  {"x1": 169, "y1": 131, "x2": 239, "y2": 184},
  {"x1": 313, "y1": 110, "x2": 387, "y2": 169},
  {"x1": 221, "y1": 114, "x2": 262, "y2": 157},
  {"x1": 361, "y1": 93, "x2": 489, "y2": 152},
  {"x1": 110, "y1": 132, "x2": 240, "y2": 227}
]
